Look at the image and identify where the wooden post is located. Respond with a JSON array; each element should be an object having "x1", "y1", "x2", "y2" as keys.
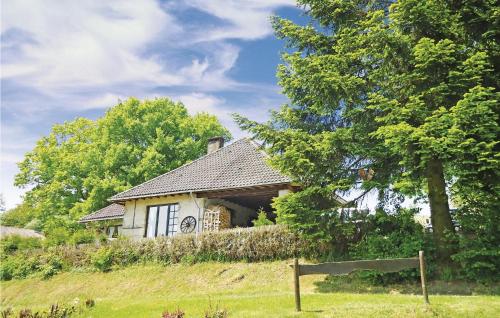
[
  {"x1": 293, "y1": 258, "x2": 301, "y2": 312},
  {"x1": 419, "y1": 251, "x2": 430, "y2": 304}
]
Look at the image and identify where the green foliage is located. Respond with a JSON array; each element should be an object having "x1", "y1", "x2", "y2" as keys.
[
  {"x1": 14, "y1": 97, "x2": 230, "y2": 234},
  {"x1": 0, "y1": 202, "x2": 38, "y2": 228},
  {"x1": 70, "y1": 229, "x2": 97, "y2": 245},
  {"x1": 349, "y1": 209, "x2": 433, "y2": 284},
  {"x1": 0, "y1": 226, "x2": 305, "y2": 280},
  {"x1": 274, "y1": 186, "x2": 435, "y2": 283},
  {"x1": 0, "y1": 235, "x2": 42, "y2": 254},
  {"x1": 452, "y1": 206, "x2": 500, "y2": 282},
  {"x1": 0, "y1": 255, "x2": 39, "y2": 280},
  {"x1": 273, "y1": 187, "x2": 355, "y2": 256},
  {"x1": 0, "y1": 258, "x2": 16, "y2": 280},
  {"x1": 350, "y1": 209, "x2": 426, "y2": 260},
  {"x1": 235, "y1": 0, "x2": 499, "y2": 262},
  {"x1": 39, "y1": 254, "x2": 63, "y2": 280},
  {"x1": 44, "y1": 227, "x2": 71, "y2": 247},
  {"x1": 91, "y1": 248, "x2": 114, "y2": 272},
  {"x1": 252, "y1": 209, "x2": 274, "y2": 227}
]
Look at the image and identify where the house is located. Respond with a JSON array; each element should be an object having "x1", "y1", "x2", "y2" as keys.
[
  {"x1": 79, "y1": 203, "x2": 125, "y2": 238},
  {"x1": 79, "y1": 137, "x2": 297, "y2": 239}
]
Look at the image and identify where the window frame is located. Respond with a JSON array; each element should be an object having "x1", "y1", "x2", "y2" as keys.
[{"x1": 144, "y1": 203, "x2": 180, "y2": 238}]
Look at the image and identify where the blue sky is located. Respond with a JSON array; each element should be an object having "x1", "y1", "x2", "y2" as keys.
[{"x1": 1, "y1": 0, "x2": 311, "y2": 209}]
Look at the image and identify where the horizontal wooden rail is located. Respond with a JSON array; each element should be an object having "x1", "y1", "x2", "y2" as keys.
[
  {"x1": 291, "y1": 251, "x2": 429, "y2": 312},
  {"x1": 297, "y1": 257, "x2": 419, "y2": 276}
]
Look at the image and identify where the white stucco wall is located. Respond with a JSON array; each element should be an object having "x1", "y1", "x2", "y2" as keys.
[
  {"x1": 120, "y1": 189, "x2": 288, "y2": 239},
  {"x1": 278, "y1": 189, "x2": 291, "y2": 197},
  {"x1": 121, "y1": 194, "x2": 205, "y2": 240}
]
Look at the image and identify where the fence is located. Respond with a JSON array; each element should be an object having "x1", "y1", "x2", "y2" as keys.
[{"x1": 291, "y1": 251, "x2": 429, "y2": 311}]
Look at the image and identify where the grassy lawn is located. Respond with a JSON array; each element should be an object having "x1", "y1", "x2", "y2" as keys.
[{"x1": 1, "y1": 261, "x2": 499, "y2": 317}]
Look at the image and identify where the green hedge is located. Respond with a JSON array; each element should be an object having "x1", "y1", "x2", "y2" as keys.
[{"x1": 1, "y1": 225, "x2": 307, "y2": 280}]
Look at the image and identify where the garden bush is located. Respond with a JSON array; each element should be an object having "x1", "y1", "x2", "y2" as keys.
[
  {"x1": 349, "y1": 209, "x2": 435, "y2": 284},
  {"x1": 91, "y1": 247, "x2": 114, "y2": 272},
  {"x1": 39, "y1": 254, "x2": 64, "y2": 279},
  {"x1": 252, "y1": 209, "x2": 274, "y2": 227},
  {"x1": 70, "y1": 229, "x2": 97, "y2": 245},
  {"x1": 452, "y1": 204, "x2": 500, "y2": 282},
  {"x1": 0, "y1": 254, "x2": 40, "y2": 280},
  {"x1": 0, "y1": 235, "x2": 42, "y2": 254},
  {"x1": 274, "y1": 188, "x2": 437, "y2": 284},
  {"x1": 274, "y1": 187, "x2": 365, "y2": 258},
  {"x1": 0, "y1": 225, "x2": 306, "y2": 280}
]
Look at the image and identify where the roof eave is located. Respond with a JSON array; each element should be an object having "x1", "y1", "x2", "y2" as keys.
[
  {"x1": 79, "y1": 215, "x2": 124, "y2": 223},
  {"x1": 108, "y1": 181, "x2": 293, "y2": 203}
]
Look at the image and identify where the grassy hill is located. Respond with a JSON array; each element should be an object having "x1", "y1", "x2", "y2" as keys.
[{"x1": 1, "y1": 261, "x2": 499, "y2": 317}]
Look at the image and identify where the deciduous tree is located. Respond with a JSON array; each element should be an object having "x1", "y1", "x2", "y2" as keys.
[{"x1": 15, "y1": 98, "x2": 230, "y2": 232}]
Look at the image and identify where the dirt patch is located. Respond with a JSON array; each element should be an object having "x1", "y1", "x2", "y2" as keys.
[
  {"x1": 231, "y1": 274, "x2": 245, "y2": 283},
  {"x1": 216, "y1": 268, "x2": 230, "y2": 276}
]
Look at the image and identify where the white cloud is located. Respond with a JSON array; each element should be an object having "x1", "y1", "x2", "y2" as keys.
[
  {"x1": 179, "y1": 43, "x2": 242, "y2": 90},
  {"x1": 176, "y1": 92, "x2": 229, "y2": 118},
  {"x1": 183, "y1": 0, "x2": 296, "y2": 42},
  {"x1": 1, "y1": 0, "x2": 183, "y2": 89},
  {"x1": 1, "y1": 0, "x2": 294, "y2": 95},
  {"x1": 1, "y1": 0, "x2": 296, "y2": 207}
]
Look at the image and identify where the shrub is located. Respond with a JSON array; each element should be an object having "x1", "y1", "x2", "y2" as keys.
[
  {"x1": 1, "y1": 225, "x2": 306, "y2": 280},
  {"x1": 275, "y1": 192, "x2": 436, "y2": 284},
  {"x1": 48, "y1": 244, "x2": 94, "y2": 268},
  {"x1": 40, "y1": 254, "x2": 64, "y2": 279},
  {"x1": 0, "y1": 258, "x2": 15, "y2": 280},
  {"x1": 107, "y1": 237, "x2": 140, "y2": 266},
  {"x1": 452, "y1": 205, "x2": 500, "y2": 282},
  {"x1": 349, "y1": 209, "x2": 433, "y2": 284},
  {"x1": 252, "y1": 209, "x2": 273, "y2": 227},
  {"x1": 273, "y1": 187, "x2": 358, "y2": 257},
  {"x1": 70, "y1": 230, "x2": 96, "y2": 245},
  {"x1": 0, "y1": 202, "x2": 37, "y2": 228},
  {"x1": 91, "y1": 248, "x2": 114, "y2": 272},
  {"x1": 0, "y1": 235, "x2": 42, "y2": 254},
  {"x1": 44, "y1": 228, "x2": 71, "y2": 247},
  {"x1": 14, "y1": 257, "x2": 40, "y2": 279},
  {"x1": 0, "y1": 255, "x2": 40, "y2": 280},
  {"x1": 24, "y1": 219, "x2": 42, "y2": 231}
]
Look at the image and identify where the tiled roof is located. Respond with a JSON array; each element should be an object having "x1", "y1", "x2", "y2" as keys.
[
  {"x1": 110, "y1": 138, "x2": 292, "y2": 202},
  {"x1": 79, "y1": 203, "x2": 125, "y2": 223}
]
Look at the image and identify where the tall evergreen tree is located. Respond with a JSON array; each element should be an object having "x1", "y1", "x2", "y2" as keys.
[{"x1": 235, "y1": 0, "x2": 499, "y2": 262}]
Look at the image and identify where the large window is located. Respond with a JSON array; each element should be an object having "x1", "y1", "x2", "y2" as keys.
[
  {"x1": 106, "y1": 225, "x2": 122, "y2": 238},
  {"x1": 145, "y1": 204, "x2": 179, "y2": 238}
]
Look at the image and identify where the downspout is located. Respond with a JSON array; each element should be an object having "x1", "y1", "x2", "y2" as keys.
[
  {"x1": 132, "y1": 199, "x2": 137, "y2": 228},
  {"x1": 189, "y1": 191, "x2": 202, "y2": 235}
]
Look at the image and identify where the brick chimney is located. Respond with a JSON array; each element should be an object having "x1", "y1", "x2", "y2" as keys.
[{"x1": 207, "y1": 136, "x2": 224, "y2": 154}]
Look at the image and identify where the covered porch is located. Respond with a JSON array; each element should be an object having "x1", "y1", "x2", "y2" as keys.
[{"x1": 197, "y1": 184, "x2": 295, "y2": 230}]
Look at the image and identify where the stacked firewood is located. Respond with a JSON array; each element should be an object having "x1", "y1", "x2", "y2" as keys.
[{"x1": 203, "y1": 205, "x2": 231, "y2": 232}]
